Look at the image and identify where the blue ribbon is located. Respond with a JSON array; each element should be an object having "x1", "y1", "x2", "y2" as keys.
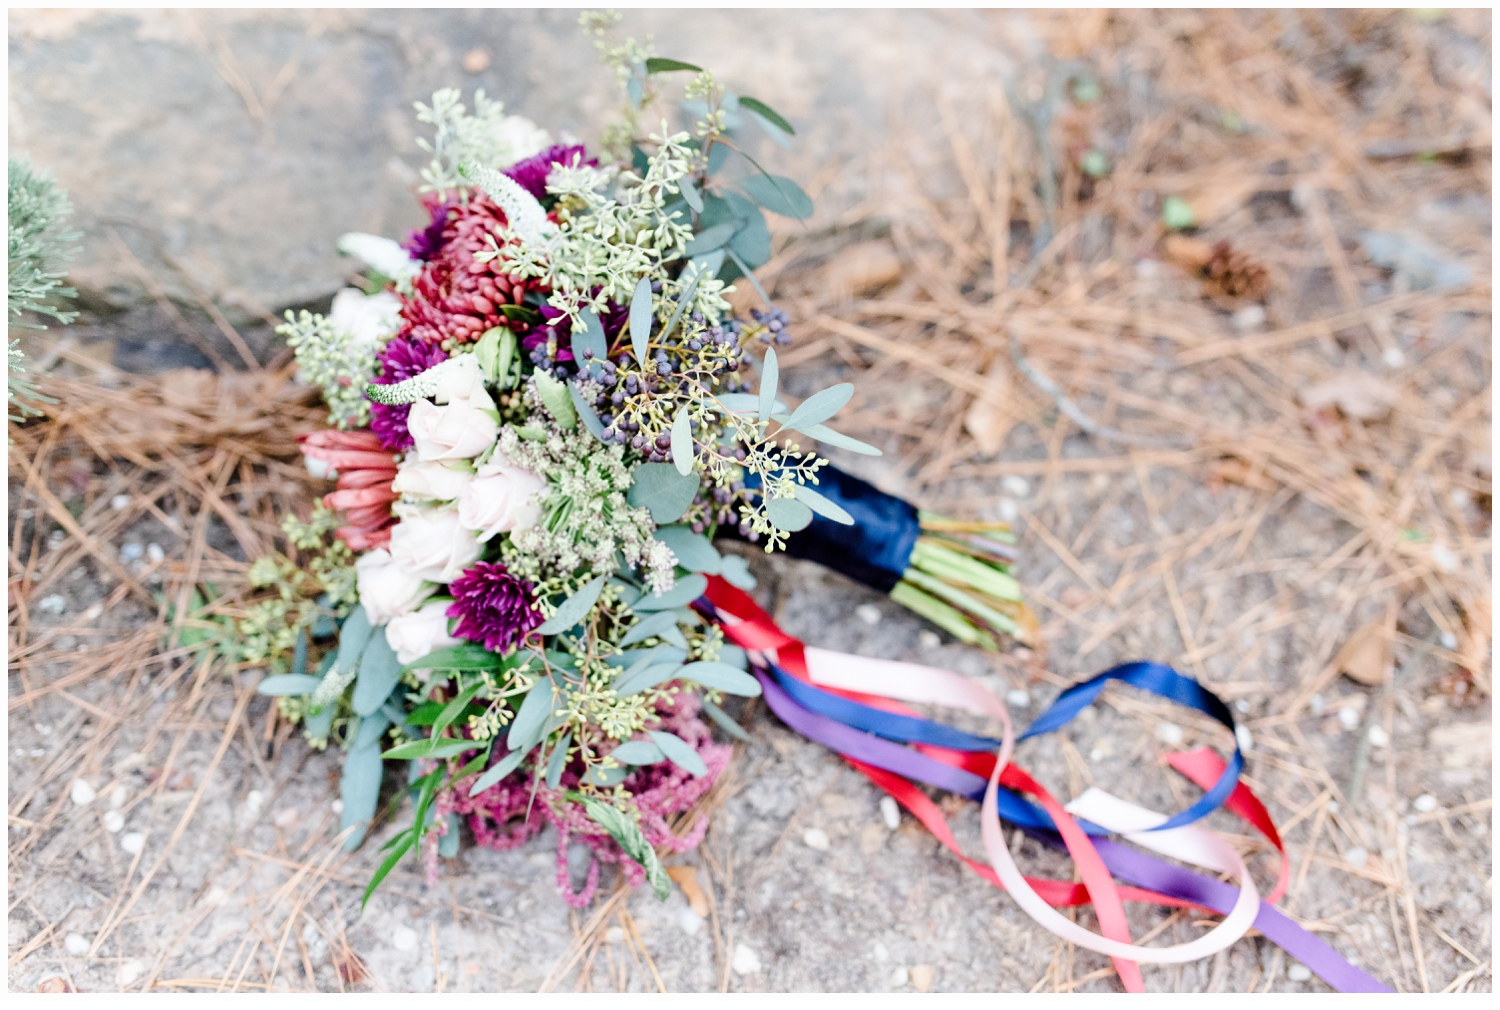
[{"x1": 762, "y1": 657, "x2": 1242, "y2": 833}]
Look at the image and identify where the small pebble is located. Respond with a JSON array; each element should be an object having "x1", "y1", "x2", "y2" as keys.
[
  {"x1": 1381, "y1": 347, "x2": 1406, "y2": 368},
  {"x1": 118, "y1": 958, "x2": 147, "y2": 986},
  {"x1": 331, "y1": 799, "x2": 345, "y2": 814},
  {"x1": 1413, "y1": 794, "x2": 1438, "y2": 813},
  {"x1": 1309, "y1": 694, "x2": 1326, "y2": 716},
  {"x1": 121, "y1": 542, "x2": 144, "y2": 561},
  {"x1": 83, "y1": 603, "x2": 103, "y2": 622},
  {"x1": 1344, "y1": 846, "x2": 1369, "y2": 868},
  {"x1": 245, "y1": 790, "x2": 264, "y2": 814},
  {"x1": 392, "y1": 925, "x2": 418, "y2": 951},
  {"x1": 64, "y1": 933, "x2": 90, "y2": 956},
  {"x1": 1337, "y1": 706, "x2": 1361, "y2": 730},
  {"x1": 107, "y1": 784, "x2": 128, "y2": 808},
  {"x1": 110, "y1": 494, "x2": 131, "y2": 510},
  {"x1": 677, "y1": 908, "x2": 703, "y2": 936},
  {"x1": 1001, "y1": 476, "x2": 1031, "y2": 498},
  {"x1": 1235, "y1": 724, "x2": 1254, "y2": 753},
  {"x1": 273, "y1": 807, "x2": 300, "y2": 828},
  {"x1": 1439, "y1": 631, "x2": 1459, "y2": 650},
  {"x1": 1287, "y1": 963, "x2": 1312, "y2": 982},
  {"x1": 1005, "y1": 688, "x2": 1030, "y2": 709},
  {"x1": 855, "y1": 604, "x2": 881, "y2": 626},
  {"x1": 103, "y1": 810, "x2": 125, "y2": 833},
  {"x1": 120, "y1": 832, "x2": 145, "y2": 855},
  {"x1": 803, "y1": 827, "x2": 831, "y2": 851},
  {"x1": 1155, "y1": 722, "x2": 1184, "y2": 746},
  {"x1": 146, "y1": 543, "x2": 165, "y2": 563},
  {"x1": 997, "y1": 498, "x2": 1019, "y2": 522},
  {"x1": 918, "y1": 630, "x2": 941, "y2": 650},
  {"x1": 71, "y1": 778, "x2": 96, "y2": 806},
  {"x1": 1232, "y1": 305, "x2": 1267, "y2": 331},
  {"x1": 880, "y1": 796, "x2": 900, "y2": 831},
  {"x1": 1326, "y1": 801, "x2": 1339, "y2": 813},
  {"x1": 206, "y1": 885, "x2": 230, "y2": 906},
  {"x1": 38, "y1": 594, "x2": 67, "y2": 615},
  {"x1": 731, "y1": 944, "x2": 761, "y2": 975},
  {"x1": 872, "y1": 941, "x2": 890, "y2": 962},
  {"x1": 1234, "y1": 698, "x2": 1250, "y2": 713},
  {"x1": 910, "y1": 964, "x2": 935, "y2": 992},
  {"x1": 1430, "y1": 543, "x2": 1459, "y2": 574},
  {"x1": 891, "y1": 967, "x2": 909, "y2": 986},
  {"x1": 604, "y1": 926, "x2": 625, "y2": 945},
  {"x1": 1367, "y1": 725, "x2": 1389, "y2": 747}
]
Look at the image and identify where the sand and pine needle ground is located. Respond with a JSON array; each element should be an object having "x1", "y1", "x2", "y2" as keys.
[{"x1": 8, "y1": 8, "x2": 1491, "y2": 993}]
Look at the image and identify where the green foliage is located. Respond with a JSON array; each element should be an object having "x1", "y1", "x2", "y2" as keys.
[
  {"x1": 8, "y1": 158, "x2": 79, "y2": 329},
  {"x1": 277, "y1": 310, "x2": 377, "y2": 429}
]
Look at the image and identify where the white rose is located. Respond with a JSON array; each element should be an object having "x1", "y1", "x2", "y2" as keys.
[
  {"x1": 495, "y1": 115, "x2": 553, "y2": 166},
  {"x1": 328, "y1": 288, "x2": 402, "y2": 350},
  {"x1": 408, "y1": 356, "x2": 499, "y2": 462},
  {"x1": 458, "y1": 454, "x2": 546, "y2": 541},
  {"x1": 392, "y1": 459, "x2": 473, "y2": 502},
  {"x1": 384, "y1": 599, "x2": 461, "y2": 666},
  {"x1": 336, "y1": 233, "x2": 420, "y2": 283},
  {"x1": 388, "y1": 507, "x2": 481, "y2": 583},
  {"x1": 354, "y1": 548, "x2": 432, "y2": 626}
]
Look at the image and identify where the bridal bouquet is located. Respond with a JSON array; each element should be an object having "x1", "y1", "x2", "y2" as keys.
[{"x1": 244, "y1": 36, "x2": 1029, "y2": 909}]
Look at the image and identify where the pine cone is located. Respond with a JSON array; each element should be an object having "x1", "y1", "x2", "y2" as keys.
[{"x1": 1202, "y1": 240, "x2": 1270, "y2": 300}]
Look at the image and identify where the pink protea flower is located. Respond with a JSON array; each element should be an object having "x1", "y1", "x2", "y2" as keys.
[{"x1": 297, "y1": 430, "x2": 399, "y2": 550}]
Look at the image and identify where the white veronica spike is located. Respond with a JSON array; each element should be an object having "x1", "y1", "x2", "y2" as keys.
[
  {"x1": 459, "y1": 162, "x2": 559, "y2": 246},
  {"x1": 336, "y1": 232, "x2": 421, "y2": 282}
]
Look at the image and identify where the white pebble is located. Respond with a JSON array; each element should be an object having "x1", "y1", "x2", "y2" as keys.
[
  {"x1": 206, "y1": 885, "x2": 230, "y2": 906},
  {"x1": 83, "y1": 603, "x2": 104, "y2": 622},
  {"x1": 604, "y1": 926, "x2": 625, "y2": 944},
  {"x1": 1326, "y1": 801, "x2": 1339, "y2": 813},
  {"x1": 998, "y1": 498, "x2": 1019, "y2": 522},
  {"x1": 855, "y1": 604, "x2": 881, "y2": 626},
  {"x1": 872, "y1": 941, "x2": 890, "y2": 962},
  {"x1": 1001, "y1": 476, "x2": 1032, "y2": 498},
  {"x1": 392, "y1": 925, "x2": 418, "y2": 952},
  {"x1": 118, "y1": 958, "x2": 147, "y2": 986},
  {"x1": 892, "y1": 966, "x2": 910, "y2": 986},
  {"x1": 1089, "y1": 747, "x2": 1104, "y2": 761},
  {"x1": 1430, "y1": 543, "x2": 1459, "y2": 573},
  {"x1": 63, "y1": 933, "x2": 90, "y2": 956},
  {"x1": 304, "y1": 457, "x2": 338, "y2": 481},
  {"x1": 1344, "y1": 846, "x2": 1369, "y2": 868},
  {"x1": 245, "y1": 790, "x2": 264, "y2": 814},
  {"x1": 121, "y1": 542, "x2": 144, "y2": 561},
  {"x1": 70, "y1": 778, "x2": 96, "y2": 806},
  {"x1": 1337, "y1": 706, "x2": 1361, "y2": 731},
  {"x1": 1234, "y1": 698, "x2": 1250, "y2": 713},
  {"x1": 880, "y1": 796, "x2": 900, "y2": 831},
  {"x1": 1413, "y1": 793, "x2": 1438, "y2": 813},
  {"x1": 103, "y1": 810, "x2": 125, "y2": 833},
  {"x1": 1381, "y1": 347, "x2": 1406, "y2": 368},
  {"x1": 1232, "y1": 305, "x2": 1267, "y2": 332},
  {"x1": 110, "y1": 494, "x2": 131, "y2": 511},
  {"x1": 1287, "y1": 962, "x2": 1312, "y2": 982},
  {"x1": 731, "y1": 944, "x2": 761, "y2": 975},
  {"x1": 918, "y1": 630, "x2": 941, "y2": 651},
  {"x1": 1155, "y1": 723, "x2": 1184, "y2": 746},
  {"x1": 803, "y1": 827, "x2": 831, "y2": 851},
  {"x1": 120, "y1": 832, "x2": 145, "y2": 855},
  {"x1": 677, "y1": 907, "x2": 703, "y2": 936},
  {"x1": 331, "y1": 799, "x2": 345, "y2": 814},
  {"x1": 38, "y1": 594, "x2": 67, "y2": 615},
  {"x1": 1439, "y1": 631, "x2": 1459, "y2": 651},
  {"x1": 1309, "y1": 694, "x2": 1326, "y2": 716},
  {"x1": 273, "y1": 807, "x2": 300, "y2": 827},
  {"x1": 1450, "y1": 488, "x2": 1471, "y2": 508},
  {"x1": 110, "y1": 785, "x2": 129, "y2": 809},
  {"x1": 146, "y1": 543, "x2": 165, "y2": 564},
  {"x1": 1367, "y1": 725, "x2": 1389, "y2": 747},
  {"x1": 1005, "y1": 688, "x2": 1030, "y2": 709}
]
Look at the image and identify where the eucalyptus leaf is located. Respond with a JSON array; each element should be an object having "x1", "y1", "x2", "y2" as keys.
[
  {"x1": 571, "y1": 309, "x2": 608, "y2": 364},
  {"x1": 612, "y1": 661, "x2": 685, "y2": 697},
  {"x1": 352, "y1": 629, "x2": 402, "y2": 716},
  {"x1": 683, "y1": 221, "x2": 737, "y2": 256},
  {"x1": 582, "y1": 765, "x2": 629, "y2": 787},
  {"x1": 469, "y1": 745, "x2": 530, "y2": 796},
  {"x1": 544, "y1": 732, "x2": 573, "y2": 789},
  {"x1": 351, "y1": 711, "x2": 392, "y2": 751},
  {"x1": 651, "y1": 525, "x2": 721, "y2": 574},
  {"x1": 701, "y1": 697, "x2": 752, "y2": 741},
  {"x1": 629, "y1": 277, "x2": 653, "y2": 366},
  {"x1": 680, "y1": 176, "x2": 704, "y2": 213},
  {"x1": 758, "y1": 348, "x2": 779, "y2": 423},
  {"x1": 680, "y1": 660, "x2": 763, "y2": 696},
  {"x1": 793, "y1": 484, "x2": 855, "y2": 525},
  {"x1": 507, "y1": 674, "x2": 560, "y2": 750},
  {"x1": 743, "y1": 107, "x2": 792, "y2": 149},
  {"x1": 626, "y1": 74, "x2": 644, "y2": 109},
  {"x1": 718, "y1": 555, "x2": 758, "y2": 590},
  {"x1": 738, "y1": 96, "x2": 795, "y2": 135},
  {"x1": 303, "y1": 701, "x2": 335, "y2": 740},
  {"x1": 670, "y1": 406, "x2": 694, "y2": 476},
  {"x1": 717, "y1": 644, "x2": 748, "y2": 670},
  {"x1": 334, "y1": 605, "x2": 373, "y2": 673},
  {"x1": 620, "y1": 610, "x2": 681, "y2": 647},
  {"x1": 766, "y1": 497, "x2": 814, "y2": 532},
  {"x1": 659, "y1": 625, "x2": 689, "y2": 649},
  {"x1": 339, "y1": 742, "x2": 384, "y2": 850},
  {"x1": 536, "y1": 576, "x2": 605, "y2": 635},
  {"x1": 626, "y1": 463, "x2": 699, "y2": 523},
  {"x1": 569, "y1": 382, "x2": 607, "y2": 440},
  {"x1": 728, "y1": 210, "x2": 772, "y2": 269},
  {"x1": 742, "y1": 174, "x2": 814, "y2": 220},
  {"x1": 781, "y1": 383, "x2": 854, "y2": 432},
  {"x1": 660, "y1": 259, "x2": 707, "y2": 342},
  {"x1": 609, "y1": 740, "x2": 665, "y2": 765},
  {"x1": 607, "y1": 576, "x2": 642, "y2": 608},
  {"x1": 689, "y1": 248, "x2": 726, "y2": 284},
  {"x1": 647, "y1": 730, "x2": 708, "y2": 777},
  {"x1": 256, "y1": 674, "x2": 321, "y2": 696},
  {"x1": 533, "y1": 371, "x2": 577, "y2": 429},
  {"x1": 632, "y1": 573, "x2": 708, "y2": 613},
  {"x1": 438, "y1": 812, "x2": 461, "y2": 858},
  {"x1": 794, "y1": 421, "x2": 882, "y2": 456}
]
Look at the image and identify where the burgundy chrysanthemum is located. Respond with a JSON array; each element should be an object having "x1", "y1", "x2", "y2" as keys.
[
  {"x1": 503, "y1": 144, "x2": 594, "y2": 201},
  {"x1": 368, "y1": 335, "x2": 448, "y2": 452},
  {"x1": 402, "y1": 196, "x2": 451, "y2": 262},
  {"x1": 446, "y1": 561, "x2": 542, "y2": 654}
]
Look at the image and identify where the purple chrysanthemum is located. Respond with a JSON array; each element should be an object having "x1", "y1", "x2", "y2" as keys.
[
  {"x1": 447, "y1": 561, "x2": 543, "y2": 654},
  {"x1": 503, "y1": 144, "x2": 594, "y2": 201},
  {"x1": 402, "y1": 199, "x2": 451, "y2": 261},
  {"x1": 369, "y1": 335, "x2": 448, "y2": 451}
]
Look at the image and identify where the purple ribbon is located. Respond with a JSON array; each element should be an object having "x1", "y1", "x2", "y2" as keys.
[{"x1": 758, "y1": 671, "x2": 1391, "y2": 993}]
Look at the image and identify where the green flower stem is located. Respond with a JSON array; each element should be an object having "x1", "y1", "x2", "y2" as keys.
[
  {"x1": 900, "y1": 567, "x2": 1024, "y2": 639},
  {"x1": 909, "y1": 538, "x2": 1023, "y2": 602},
  {"x1": 890, "y1": 581, "x2": 997, "y2": 651}
]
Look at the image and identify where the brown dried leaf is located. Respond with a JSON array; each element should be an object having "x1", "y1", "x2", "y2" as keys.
[
  {"x1": 1163, "y1": 234, "x2": 1214, "y2": 272},
  {"x1": 1207, "y1": 457, "x2": 1278, "y2": 492},
  {"x1": 1333, "y1": 620, "x2": 1392, "y2": 686},
  {"x1": 1298, "y1": 371, "x2": 1400, "y2": 422},
  {"x1": 962, "y1": 361, "x2": 1015, "y2": 455},
  {"x1": 665, "y1": 865, "x2": 709, "y2": 918},
  {"x1": 827, "y1": 242, "x2": 903, "y2": 296}
]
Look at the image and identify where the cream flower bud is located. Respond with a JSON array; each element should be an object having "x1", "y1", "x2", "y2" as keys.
[{"x1": 354, "y1": 548, "x2": 432, "y2": 627}]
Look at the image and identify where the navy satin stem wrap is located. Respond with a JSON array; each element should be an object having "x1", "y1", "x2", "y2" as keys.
[{"x1": 735, "y1": 466, "x2": 921, "y2": 592}]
